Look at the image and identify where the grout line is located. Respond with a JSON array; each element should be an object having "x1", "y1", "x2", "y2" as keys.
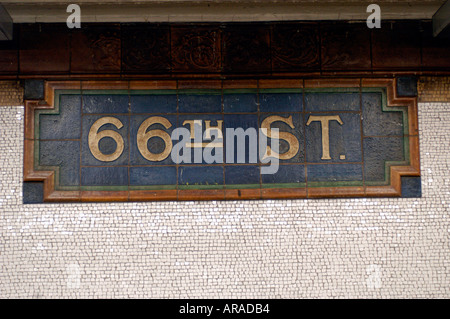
[
  {"x1": 303, "y1": 79, "x2": 308, "y2": 195},
  {"x1": 359, "y1": 78, "x2": 366, "y2": 192},
  {"x1": 127, "y1": 80, "x2": 131, "y2": 200}
]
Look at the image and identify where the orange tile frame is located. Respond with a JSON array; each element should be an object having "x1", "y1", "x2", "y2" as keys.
[{"x1": 23, "y1": 78, "x2": 420, "y2": 202}]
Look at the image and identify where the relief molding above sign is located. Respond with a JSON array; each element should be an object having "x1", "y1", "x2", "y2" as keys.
[{"x1": 23, "y1": 78, "x2": 420, "y2": 202}]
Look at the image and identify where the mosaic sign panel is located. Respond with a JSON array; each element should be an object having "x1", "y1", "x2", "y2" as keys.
[{"x1": 23, "y1": 79, "x2": 420, "y2": 202}]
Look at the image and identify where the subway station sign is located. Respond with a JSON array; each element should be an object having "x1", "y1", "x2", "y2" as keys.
[{"x1": 24, "y1": 79, "x2": 420, "y2": 202}]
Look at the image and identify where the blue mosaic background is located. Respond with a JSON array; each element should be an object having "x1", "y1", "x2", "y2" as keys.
[{"x1": 32, "y1": 87, "x2": 418, "y2": 197}]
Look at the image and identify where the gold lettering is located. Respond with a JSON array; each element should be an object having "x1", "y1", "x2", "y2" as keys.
[
  {"x1": 184, "y1": 120, "x2": 224, "y2": 148},
  {"x1": 306, "y1": 115, "x2": 343, "y2": 160},
  {"x1": 187, "y1": 142, "x2": 223, "y2": 148},
  {"x1": 137, "y1": 116, "x2": 173, "y2": 162},
  {"x1": 204, "y1": 120, "x2": 223, "y2": 139},
  {"x1": 88, "y1": 116, "x2": 124, "y2": 162},
  {"x1": 182, "y1": 120, "x2": 201, "y2": 139},
  {"x1": 261, "y1": 115, "x2": 299, "y2": 160}
]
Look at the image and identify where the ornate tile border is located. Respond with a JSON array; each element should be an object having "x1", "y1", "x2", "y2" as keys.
[{"x1": 23, "y1": 78, "x2": 420, "y2": 202}]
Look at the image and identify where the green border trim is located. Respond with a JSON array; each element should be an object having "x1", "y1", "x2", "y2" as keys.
[
  {"x1": 304, "y1": 88, "x2": 360, "y2": 93},
  {"x1": 223, "y1": 88, "x2": 258, "y2": 94},
  {"x1": 31, "y1": 86, "x2": 415, "y2": 192},
  {"x1": 34, "y1": 90, "x2": 82, "y2": 191},
  {"x1": 82, "y1": 89, "x2": 128, "y2": 95},
  {"x1": 362, "y1": 87, "x2": 409, "y2": 135},
  {"x1": 259, "y1": 88, "x2": 303, "y2": 94},
  {"x1": 178, "y1": 89, "x2": 222, "y2": 95}
]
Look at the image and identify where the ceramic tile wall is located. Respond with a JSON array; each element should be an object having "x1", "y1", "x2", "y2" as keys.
[{"x1": 0, "y1": 78, "x2": 448, "y2": 298}]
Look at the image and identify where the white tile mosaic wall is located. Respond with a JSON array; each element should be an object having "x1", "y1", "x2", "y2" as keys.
[{"x1": 0, "y1": 103, "x2": 449, "y2": 298}]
